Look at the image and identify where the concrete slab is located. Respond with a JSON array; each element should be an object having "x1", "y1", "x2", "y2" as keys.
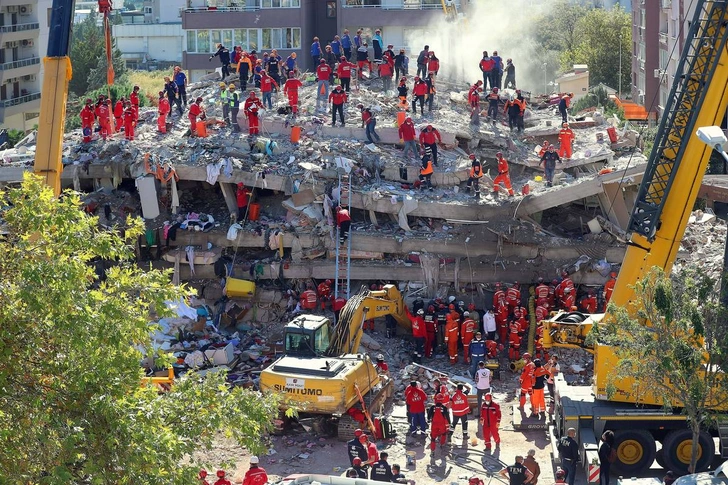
[{"x1": 511, "y1": 404, "x2": 549, "y2": 431}]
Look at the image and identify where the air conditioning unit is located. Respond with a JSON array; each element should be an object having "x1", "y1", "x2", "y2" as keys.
[
  {"x1": 19, "y1": 5, "x2": 32, "y2": 15},
  {"x1": 653, "y1": 68, "x2": 661, "y2": 78},
  {"x1": 22, "y1": 39, "x2": 34, "y2": 47},
  {"x1": 23, "y1": 74, "x2": 36, "y2": 81}
]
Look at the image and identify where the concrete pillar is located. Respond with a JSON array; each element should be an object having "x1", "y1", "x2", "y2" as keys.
[
  {"x1": 219, "y1": 182, "x2": 238, "y2": 218},
  {"x1": 598, "y1": 182, "x2": 630, "y2": 230}
]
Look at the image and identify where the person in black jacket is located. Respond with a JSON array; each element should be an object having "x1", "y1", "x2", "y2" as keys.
[
  {"x1": 210, "y1": 44, "x2": 231, "y2": 79},
  {"x1": 370, "y1": 452, "x2": 393, "y2": 482},
  {"x1": 558, "y1": 428, "x2": 579, "y2": 485},
  {"x1": 346, "y1": 429, "x2": 368, "y2": 465},
  {"x1": 598, "y1": 430, "x2": 615, "y2": 485}
]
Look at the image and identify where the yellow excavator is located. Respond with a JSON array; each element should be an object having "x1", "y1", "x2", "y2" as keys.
[
  {"x1": 259, "y1": 284, "x2": 410, "y2": 438},
  {"x1": 542, "y1": 0, "x2": 728, "y2": 476}
]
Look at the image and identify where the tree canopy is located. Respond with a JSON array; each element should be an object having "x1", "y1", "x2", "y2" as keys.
[
  {"x1": 591, "y1": 267, "x2": 728, "y2": 473},
  {"x1": 0, "y1": 176, "x2": 281, "y2": 484},
  {"x1": 69, "y1": 14, "x2": 127, "y2": 97}
]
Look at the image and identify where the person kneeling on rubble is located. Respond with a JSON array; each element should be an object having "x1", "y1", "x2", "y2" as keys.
[
  {"x1": 419, "y1": 154, "x2": 434, "y2": 191},
  {"x1": 466, "y1": 154, "x2": 484, "y2": 199}
]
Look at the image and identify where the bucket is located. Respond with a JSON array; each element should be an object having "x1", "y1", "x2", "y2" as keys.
[
  {"x1": 290, "y1": 125, "x2": 301, "y2": 143},
  {"x1": 534, "y1": 175, "x2": 543, "y2": 182},
  {"x1": 397, "y1": 111, "x2": 406, "y2": 126},
  {"x1": 248, "y1": 202, "x2": 260, "y2": 221},
  {"x1": 196, "y1": 120, "x2": 208, "y2": 137},
  {"x1": 607, "y1": 126, "x2": 618, "y2": 143}
]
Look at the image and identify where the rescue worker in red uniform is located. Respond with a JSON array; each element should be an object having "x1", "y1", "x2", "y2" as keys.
[
  {"x1": 419, "y1": 124, "x2": 442, "y2": 166},
  {"x1": 513, "y1": 306, "x2": 528, "y2": 334},
  {"x1": 80, "y1": 98, "x2": 95, "y2": 143},
  {"x1": 97, "y1": 99, "x2": 111, "y2": 141},
  {"x1": 300, "y1": 287, "x2": 318, "y2": 311},
  {"x1": 405, "y1": 381, "x2": 428, "y2": 434},
  {"x1": 493, "y1": 282, "x2": 505, "y2": 308},
  {"x1": 336, "y1": 56, "x2": 355, "y2": 92},
  {"x1": 123, "y1": 103, "x2": 135, "y2": 141},
  {"x1": 114, "y1": 96, "x2": 124, "y2": 132},
  {"x1": 242, "y1": 456, "x2": 268, "y2": 485},
  {"x1": 406, "y1": 307, "x2": 427, "y2": 363},
  {"x1": 581, "y1": 290, "x2": 598, "y2": 313},
  {"x1": 495, "y1": 299, "x2": 509, "y2": 343},
  {"x1": 508, "y1": 320, "x2": 521, "y2": 361},
  {"x1": 535, "y1": 278, "x2": 550, "y2": 307},
  {"x1": 214, "y1": 469, "x2": 232, "y2": 485},
  {"x1": 603, "y1": 272, "x2": 617, "y2": 310},
  {"x1": 480, "y1": 393, "x2": 501, "y2": 449},
  {"x1": 188, "y1": 97, "x2": 203, "y2": 136},
  {"x1": 535, "y1": 302, "x2": 549, "y2": 323},
  {"x1": 450, "y1": 383, "x2": 471, "y2": 439},
  {"x1": 411, "y1": 76, "x2": 428, "y2": 115},
  {"x1": 445, "y1": 307, "x2": 460, "y2": 364},
  {"x1": 283, "y1": 71, "x2": 303, "y2": 115},
  {"x1": 317, "y1": 279, "x2": 332, "y2": 310},
  {"x1": 427, "y1": 393, "x2": 451, "y2": 455},
  {"x1": 492, "y1": 152, "x2": 515, "y2": 196},
  {"x1": 519, "y1": 353, "x2": 535, "y2": 410},
  {"x1": 329, "y1": 85, "x2": 348, "y2": 127},
  {"x1": 461, "y1": 312, "x2": 477, "y2": 363},
  {"x1": 424, "y1": 305, "x2": 437, "y2": 358},
  {"x1": 466, "y1": 154, "x2": 484, "y2": 199},
  {"x1": 562, "y1": 287, "x2": 576, "y2": 310},
  {"x1": 198, "y1": 469, "x2": 211, "y2": 485},
  {"x1": 506, "y1": 282, "x2": 521, "y2": 314},
  {"x1": 548, "y1": 279, "x2": 559, "y2": 308},
  {"x1": 485, "y1": 339, "x2": 500, "y2": 359},
  {"x1": 158, "y1": 91, "x2": 171, "y2": 134},
  {"x1": 130, "y1": 85, "x2": 141, "y2": 122},
  {"x1": 244, "y1": 91, "x2": 264, "y2": 135},
  {"x1": 432, "y1": 378, "x2": 451, "y2": 408},
  {"x1": 558, "y1": 122, "x2": 575, "y2": 159},
  {"x1": 332, "y1": 295, "x2": 347, "y2": 325}
]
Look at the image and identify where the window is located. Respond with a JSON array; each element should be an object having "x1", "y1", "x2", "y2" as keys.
[
  {"x1": 326, "y1": 1, "x2": 336, "y2": 17},
  {"x1": 144, "y1": 6, "x2": 152, "y2": 13},
  {"x1": 186, "y1": 28, "x2": 298, "y2": 52},
  {"x1": 211, "y1": 30, "x2": 222, "y2": 47},
  {"x1": 262, "y1": 0, "x2": 300, "y2": 6},
  {"x1": 223, "y1": 29, "x2": 233, "y2": 47},
  {"x1": 197, "y1": 30, "x2": 210, "y2": 52},
  {"x1": 187, "y1": 31, "x2": 197, "y2": 52},
  {"x1": 261, "y1": 27, "x2": 301, "y2": 49}
]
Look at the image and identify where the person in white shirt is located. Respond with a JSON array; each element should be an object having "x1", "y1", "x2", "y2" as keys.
[
  {"x1": 474, "y1": 361, "x2": 491, "y2": 415},
  {"x1": 483, "y1": 309, "x2": 497, "y2": 341}
]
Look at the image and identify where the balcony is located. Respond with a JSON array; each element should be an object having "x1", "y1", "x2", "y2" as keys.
[
  {"x1": 0, "y1": 22, "x2": 40, "y2": 44},
  {"x1": 0, "y1": 56, "x2": 41, "y2": 84},
  {"x1": 0, "y1": 92, "x2": 41, "y2": 124},
  {"x1": 342, "y1": 0, "x2": 460, "y2": 8},
  {"x1": 659, "y1": 32, "x2": 668, "y2": 45},
  {"x1": 183, "y1": 0, "x2": 301, "y2": 12}
]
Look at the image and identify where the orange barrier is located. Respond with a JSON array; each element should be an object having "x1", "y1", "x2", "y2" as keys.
[
  {"x1": 291, "y1": 125, "x2": 301, "y2": 143},
  {"x1": 248, "y1": 202, "x2": 260, "y2": 221}
]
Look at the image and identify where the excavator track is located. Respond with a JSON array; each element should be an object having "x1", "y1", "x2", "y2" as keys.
[{"x1": 337, "y1": 378, "x2": 394, "y2": 440}]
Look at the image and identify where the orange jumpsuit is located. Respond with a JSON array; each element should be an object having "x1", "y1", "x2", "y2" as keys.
[
  {"x1": 158, "y1": 97, "x2": 171, "y2": 133},
  {"x1": 603, "y1": 276, "x2": 616, "y2": 309},
  {"x1": 445, "y1": 311, "x2": 460, "y2": 364},
  {"x1": 531, "y1": 365, "x2": 549, "y2": 414},
  {"x1": 460, "y1": 318, "x2": 477, "y2": 363},
  {"x1": 492, "y1": 156, "x2": 514, "y2": 196},
  {"x1": 519, "y1": 360, "x2": 535, "y2": 409},
  {"x1": 558, "y1": 127, "x2": 574, "y2": 159},
  {"x1": 283, "y1": 77, "x2": 303, "y2": 114}
]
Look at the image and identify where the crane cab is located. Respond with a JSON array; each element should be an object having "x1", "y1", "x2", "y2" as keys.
[{"x1": 284, "y1": 315, "x2": 332, "y2": 357}]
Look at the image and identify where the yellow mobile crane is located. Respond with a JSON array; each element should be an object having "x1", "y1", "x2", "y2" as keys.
[
  {"x1": 543, "y1": 0, "x2": 728, "y2": 476},
  {"x1": 259, "y1": 284, "x2": 410, "y2": 438}
]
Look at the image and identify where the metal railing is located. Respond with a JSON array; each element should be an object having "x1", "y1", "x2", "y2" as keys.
[
  {"x1": 0, "y1": 57, "x2": 41, "y2": 71},
  {"x1": 0, "y1": 22, "x2": 40, "y2": 33},
  {"x1": 0, "y1": 92, "x2": 42, "y2": 108},
  {"x1": 342, "y1": 0, "x2": 458, "y2": 8}
]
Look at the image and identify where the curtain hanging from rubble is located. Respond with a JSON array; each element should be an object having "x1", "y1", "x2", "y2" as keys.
[{"x1": 419, "y1": 253, "x2": 440, "y2": 299}]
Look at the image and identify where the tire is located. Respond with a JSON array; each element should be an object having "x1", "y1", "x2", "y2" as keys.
[
  {"x1": 612, "y1": 429, "x2": 657, "y2": 476},
  {"x1": 662, "y1": 429, "x2": 715, "y2": 474},
  {"x1": 655, "y1": 448, "x2": 666, "y2": 469}
]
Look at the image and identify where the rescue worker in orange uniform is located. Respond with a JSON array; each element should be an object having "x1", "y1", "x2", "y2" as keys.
[
  {"x1": 419, "y1": 154, "x2": 435, "y2": 191},
  {"x1": 214, "y1": 469, "x2": 232, "y2": 485},
  {"x1": 244, "y1": 91, "x2": 264, "y2": 136},
  {"x1": 603, "y1": 272, "x2": 617, "y2": 310},
  {"x1": 428, "y1": 393, "x2": 451, "y2": 455},
  {"x1": 506, "y1": 282, "x2": 521, "y2": 314},
  {"x1": 513, "y1": 306, "x2": 528, "y2": 334},
  {"x1": 519, "y1": 353, "x2": 535, "y2": 410},
  {"x1": 188, "y1": 97, "x2": 204, "y2": 136},
  {"x1": 558, "y1": 122, "x2": 575, "y2": 159},
  {"x1": 450, "y1": 383, "x2": 471, "y2": 439},
  {"x1": 130, "y1": 85, "x2": 141, "y2": 122},
  {"x1": 80, "y1": 98, "x2": 95, "y2": 143},
  {"x1": 300, "y1": 286, "x2": 318, "y2": 311},
  {"x1": 461, "y1": 312, "x2": 477, "y2": 364},
  {"x1": 492, "y1": 152, "x2": 515, "y2": 196},
  {"x1": 96, "y1": 99, "x2": 111, "y2": 141},
  {"x1": 158, "y1": 91, "x2": 171, "y2": 134},
  {"x1": 113, "y1": 96, "x2": 124, "y2": 133},
  {"x1": 480, "y1": 393, "x2": 501, "y2": 450},
  {"x1": 466, "y1": 154, "x2": 484, "y2": 199},
  {"x1": 317, "y1": 279, "x2": 332, "y2": 310},
  {"x1": 445, "y1": 307, "x2": 460, "y2": 364},
  {"x1": 531, "y1": 358, "x2": 549, "y2": 416},
  {"x1": 283, "y1": 71, "x2": 303, "y2": 115}
]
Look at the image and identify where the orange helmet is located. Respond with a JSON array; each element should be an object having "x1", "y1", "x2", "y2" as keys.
[{"x1": 610, "y1": 272, "x2": 617, "y2": 278}]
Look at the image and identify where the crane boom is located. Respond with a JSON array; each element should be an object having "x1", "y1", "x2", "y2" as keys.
[{"x1": 34, "y1": 0, "x2": 75, "y2": 196}]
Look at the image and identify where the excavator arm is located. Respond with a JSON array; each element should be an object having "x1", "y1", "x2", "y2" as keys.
[{"x1": 326, "y1": 284, "x2": 409, "y2": 357}]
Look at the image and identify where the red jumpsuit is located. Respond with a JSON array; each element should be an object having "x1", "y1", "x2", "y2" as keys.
[
  {"x1": 603, "y1": 276, "x2": 616, "y2": 309},
  {"x1": 410, "y1": 312, "x2": 426, "y2": 356},
  {"x1": 508, "y1": 323, "x2": 521, "y2": 361},
  {"x1": 188, "y1": 102, "x2": 202, "y2": 134},
  {"x1": 97, "y1": 103, "x2": 110, "y2": 140},
  {"x1": 493, "y1": 156, "x2": 514, "y2": 196},
  {"x1": 80, "y1": 105, "x2": 95, "y2": 143},
  {"x1": 506, "y1": 285, "x2": 521, "y2": 313},
  {"x1": 581, "y1": 294, "x2": 597, "y2": 313},
  {"x1": 492, "y1": 287, "x2": 505, "y2": 309},
  {"x1": 244, "y1": 96, "x2": 264, "y2": 135},
  {"x1": 283, "y1": 77, "x2": 303, "y2": 114},
  {"x1": 114, "y1": 100, "x2": 124, "y2": 132},
  {"x1": 424, "y1": 313, "x2": 437, "y2": 358},
  {"x1": 445, "y1": 311, "x2": 460, "y2": 364},
  {"x1": 519, "y1": 361, "x2": 535, "y2": 409},
  {"x1": 460, "y1": 317, "x2": 476, "y2": 363},
  {"x1": 485, "y1": 339, "x2": 499, "y2": 359},
  {"x1": 123, "y1": 107, "x2": 135, "y2": 140},
  {"x1": 535, "y1": 283, "x2": 550, "y2": 307},
  {"x1": 513, "y1": 306, "x2": 528, "y2": 334},
  {"x1": 480, "y1": 399, "x2": 501, "y2": 448},
  {"x1": 158, "y1": 97, "x2": 171, "y2": 133},
  {"x1": 427, "y1": 404, "x2": 451, "y2": 451},
  {"x1": 316, "y1": 281, "x2": 331, "y2": 310},
  {"x1": 558, "y1": 126, "x2": 575, "y2": 159},
  {"x1": 214, "y1": 478, "x2": 232, "y2": 485},
  {"x1": 242, "y1": 467, "x2": 268, "y2": 485},
  {"x1": 495, "y1": 300, "x2": 509, "y2": 343},
  {"x1": 130, "y1": 90, "x2": 140, "y2": 121},
  {"x1": 535, "y1": 304, "x2": 549, "y2": 323},
  {"x1": 300, "y1": 289, "x2": 318, "y2": 311}
]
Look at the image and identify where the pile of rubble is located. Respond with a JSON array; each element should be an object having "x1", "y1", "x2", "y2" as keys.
[{"x1": 675, "y1": 209, "x2": 728, "y2": 282}]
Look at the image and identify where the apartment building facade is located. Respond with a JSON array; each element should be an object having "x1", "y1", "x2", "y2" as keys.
[
  {"x1": 1, "y1": 0, "x2": 51, "y2": 132},
  {"x1": 180, "y1": 0, "x2": 464, "y2": 81}
]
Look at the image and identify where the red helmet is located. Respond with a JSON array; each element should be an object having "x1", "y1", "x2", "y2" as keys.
[
  {"x1": 217, "y1": 470, "x2": 226, "y2": 478},
  {"x1": 496, "y1": 151, "x2": 503, "y2": 158},
  {"x1": 325, "y1": 279, "x2": 332, "y2": 285},
  {"x1": 435, "y1": 393, "x2": 446, "y2": 404},
  {"x1": 414, "y1": 76, "x2": 420, "y2": 80},
  {"x1": 495, "y1": 282, "x2": 501, "y2": 288},
  {"x1": 449, "y1": 304, "x2": 455, "y2": 310},
  {"x1": 561, "y1": 271, "x2": 568, "y2": 278},
  {"x1": 354, "y1": 428, "x2": 363, "y2": 437},
  {"x1": 469, "y1": 478, "x2": 481, "y2": 485},
  {"x1": 370, "y1": 284, "x2": 378, "y2": 291},
  {"x1": 468, "y1": 303, "x2": 476, "y2": 311},
  {"x1": 610, "y1": 272, "x2": 617, "y2": 278},
  {"x1": 439, "y1": 304, "x2": 446, "y2": 309},
  {"x1": 552, "y1": 279, "x2": 559, "y2": 285},
  {"x1": 514, "y1": 281, "x2": 519, "y2": 286},
  {"x1": 556, "y1": 469, "x2": 566, "y2": 479},
  {"x1": 353, "y1": 457, "x2": 362, "y2": 466},
  {"x1": 484, "y1": 392, "x2": 492, "y2": 401},
  {"x1": 522, "y1": 352, "x2": 531, "y2": 359},
  {"x1": 428, "y1": 305, "x2": 435, "y2": 312},
  {"x1": 85, "y1": 98, "x2": 93, "y2": 104},
  {"x1": 199, "y1": 469, "x2": 208, "y2": 479},
  {"x1": 320, "y1": 58, "x2": 326, "y2": 63},
  {"x1": 469, "y1": 154, "x2": 476, "y2": 160},
  {"x1": 359, "y1": 434, "x2": 368, "y2": 443}
]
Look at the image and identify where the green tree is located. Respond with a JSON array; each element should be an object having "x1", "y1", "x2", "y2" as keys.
[
  {"x1": 591, "y1": 267, "x2": 728, "y2": 474},
  {"x1": 69, "y1": 14, "x2": 127, "y2": 96},
  {"x1": 0, "y1": 176, "x2": 282, "y2": 484},
  {"x1": 570, "y1": 7, "x2": 632, "y2": 94},
  {"x1": 533, "y1": 1, "x2": 590, "y2": 67}
]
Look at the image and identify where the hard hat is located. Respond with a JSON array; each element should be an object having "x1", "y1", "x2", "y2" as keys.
[
  {"x1": 370, "y1": 284, "x2": 378, "y2": 290},
  {"x1": 354, "y1": 428, "x2": 363, "y2": 437},
  {"x1": 556, "y1": 468, "x2": 566, "y2": 479},
  {"x1": 548, "y1": 145, "x2": 556, "y2": 150},
  {"x1": 428, "y1": 305, "x2": 435, "y2": 312},
  {"x1": 610, "y1": 272, "x2": 617, "y2": 278},
  {"x1": 320, "y1": 58, "x2": 326, "y2": 63},
  {"x1": 563, "y1": 122, "x2": 569, "y2": 128},
  {"x1": 484, "y1": 392, "x2": 492, "y2": 400},
  {"x1": 336, "y1": 84, "x2": 343, "y2": 90},
  {"x1": 195, "y1": 96, "x2": 203, "y2": 103},
  {"x1": 463, "y1": 311, "x2": 470, "y2": 317},
  {"x1": 476, "y1": 80, "x2": 483, "y2": 85},
  {"x1": 496, "y1": 282, "x2": 501, "y2": 288},
  {"x1": 514, "y1": 281, "x2": 519, "y2": 286},
  {"x1": 430, "y1": 51, "x2": 435, "y2": 55},
  {"x1": 523, "y1": 352, "x2": 531, "y2": 359},
  {"x1": 448, "y1": 296, "x2": 456, "y2": 303},
  {"x1": 353, "y1": 457, "x2": 363, "y2": 466},
  {"x1": 417, "y1": 309, "x2": 424, "y2": 315},
  {"x1": 250, "y1": 456, "x2": 259, "y2": 464},
  {"x1": 158, "y1": 91, "x2": 164, "y2": 96},
  {"x1": 340, "y1": 56, "x2": 346, "y2": 61},
  {"x1": 538, "y1": 277, "x2": 544, "y2": 283},
  {"x1": 469, "y1": 154, "x2": 476, "y2": 160},
  {"x1": 405, "y1": 116, "x2": 412, "y2": 122},
  {"x1": 468, "y1": 303, "x2": 475, "y2": 310},
  {"x1": 493, "y1": 87, "x2": 499, "y2": 92},
  {"x1": 414, "y1": 76, "x2": 420, "y2": 80},
  {"x1": 249, "y1": 91, "x2": 256, "y2": 96},
  {"x1": 469, "y1": 478, "x2": 481, "y2": 485},
  {"x1": 449, "y1": 304, "x2": 455, "y2": 310},
  {"x1": 228, "y1": 83, "x2": 236, "y2": 90},
  {"x1": 458, "y1": 301, "x2": 464, "y2": 306},
  {"x1": 377, "y1": 354, "x2": 384, "y2": 360},
  {"x1": 564, "y1": 287, "x2": 572, "y2": 293},
  {"x1": 552, "y1": 279, "x2": 559, "y2": 285},
  {"x1": 199, "y1": 469, "x2": 208, "y2": 478},
  {"x1": 496, "y1": 151, "x2": 503, "y2": 157},
  {"x1": 435, "y1": 393, "x2": 446, "y2": 404},
  {"x1": 85, "y1": 98, "x2": 93, "y2": 104},
  {"x1": 357, "y1": 103, "x2": 364, "y2": 109},
  {"x1": 533, "y1": 358, "x2": 542, "y2": 366},
  {"x1": 561, "y1": 271, "x2": 568, "y2": 277},
  {"x1": 217, "y1": 470, "x2": 226, "y2": 478},
  {"x1": 220, "y1": 82, "x2": 227, "y2": 88},
  {"x1": 427, "y1": 124, "x2": 433, "y2": 130},
  {"x1": 543, "y1": 140, "x2": 549, "y2": 145},
  {"x1": 358, "y1": 434, "x2": 368, "y2": 443},
  {"x1": 325, "y1": 279, "x2": 332, "y2": 285}
]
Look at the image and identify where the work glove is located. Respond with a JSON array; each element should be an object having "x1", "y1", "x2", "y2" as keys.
[{"x1": 209, "y1": 56, "x2": 213, "y2": 62}]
